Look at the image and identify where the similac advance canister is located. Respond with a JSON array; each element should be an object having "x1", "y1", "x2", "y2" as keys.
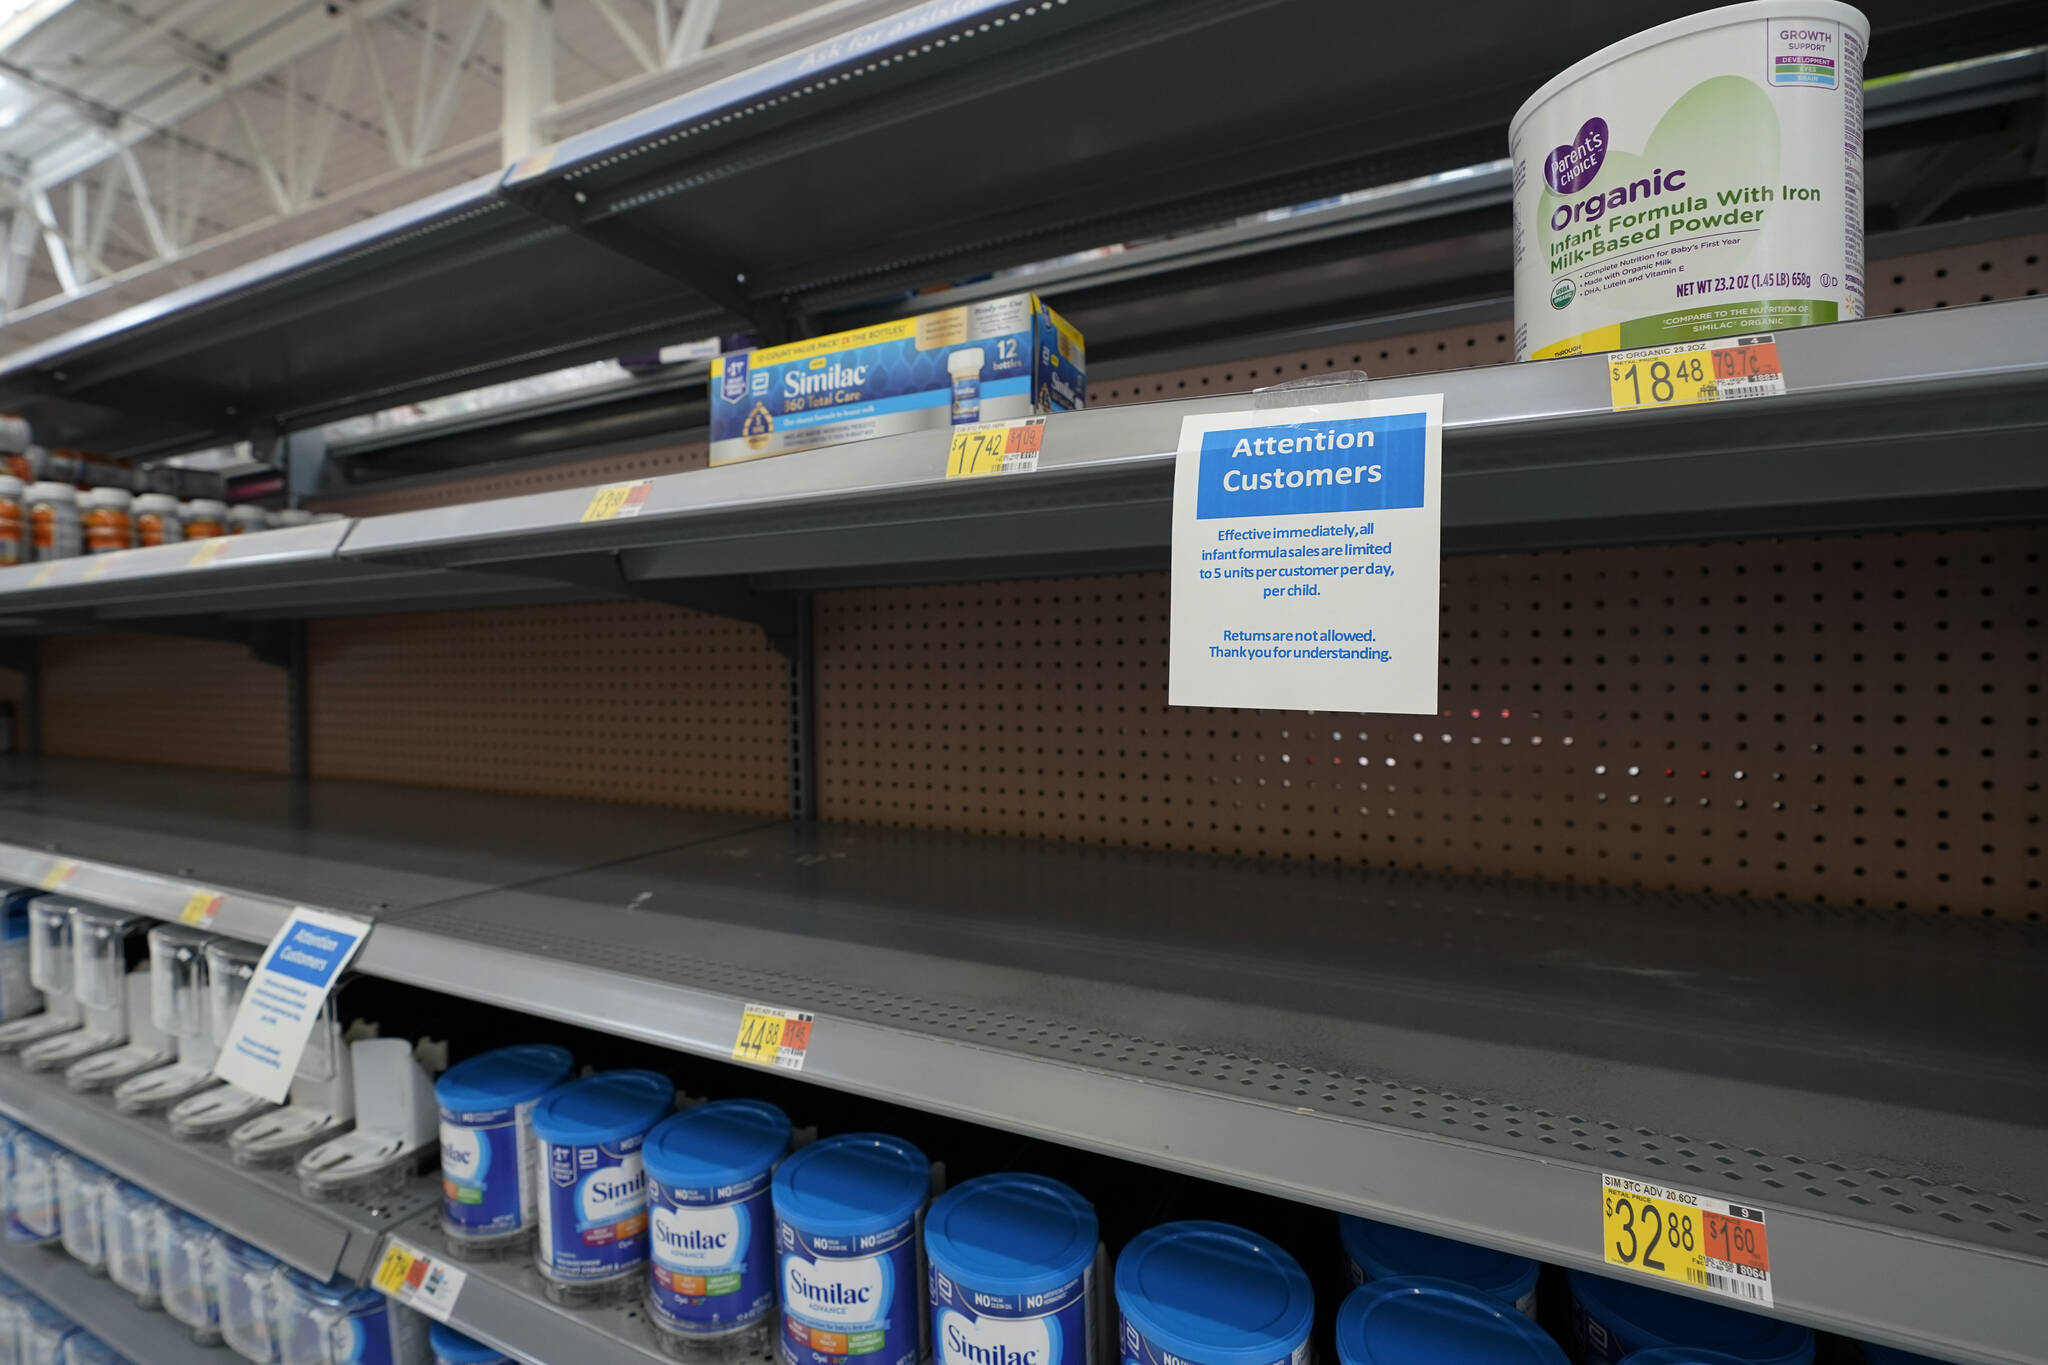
[
  {"x1": 435, "y1": 1044, "x2": 575, "y2": 1259},
  {"x1": 1336, "y1": 1278, "x2": 1567, "y2": 1365},
  {"x1": 1567, "y1": 1270, "x2": 1813, "y2": 1365},
  {"x1": 774, "y1": 1132, "x2": 933, "y2": 1365},
  {"x1": 643, "y1": 1099, "x2": 793, "y2": 1361},
  {"x1": 1115, "y1": 1222, "x2": 1312, "y2": 1365},
  {"x1": 927, "y1": 1174, "x2": 1100, "y2": 1365},
  {"x1": 530, "y1": 1069, "x2": 675, "y2": 1304},
  {"x1": 1338, "y1": 1215, "x2": 1539, "y2": 1318},
  {"x1": 1511, "y1": 2, "x2": 1868, "y2": 359}
]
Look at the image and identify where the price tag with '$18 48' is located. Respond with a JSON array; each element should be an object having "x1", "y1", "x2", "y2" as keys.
[{"x1": 1608, "y1": 333, "x2": 1785, "y2": 412}]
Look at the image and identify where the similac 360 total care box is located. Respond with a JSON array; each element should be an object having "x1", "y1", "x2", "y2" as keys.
[{"x1": 708, "y1": 293, "x2": 1084, "y2": 466}]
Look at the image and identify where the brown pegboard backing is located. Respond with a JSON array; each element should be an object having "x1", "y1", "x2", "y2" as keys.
[
  {"x1": 308, "y1": 602, "x2": 789, "y2": 815},
  {"x1": 814, "y1": 527, "x2": 2044, "y2": 917},
  {"x1": 309, "y1": 440, "x2": 707, "y2": 517},
  {"x1": 1086, "y1": 234, "x2": 2048, "y2": 406},
  {"x1": 1867, "y1": 231, "x2": 2047, "y2": 314},
  {"x1": 39, "y1": 635, "x2": 289, "y2": 774}
]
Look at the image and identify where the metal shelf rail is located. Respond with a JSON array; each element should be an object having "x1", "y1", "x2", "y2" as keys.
[
  {"x1": 2, "y1": 299, "x2": 2044, "y2": 638},
  {"x1": 0, "y1": 1236, "x2": 229, "y2": 1365},
  {"x1": 0, "y1": 760, "x2": 2041, "y2": 1363},
  {"x1": 0, "y1": 1059, "x2": 433, "y2": 1284}
]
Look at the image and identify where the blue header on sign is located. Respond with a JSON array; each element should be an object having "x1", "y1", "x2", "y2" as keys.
[
  {"x1": 265, "y1": 921, "x2": 360, "y2": 988},
  {"x1": 1194, "y1": 414, "x2": 1427, "y2": 520}
]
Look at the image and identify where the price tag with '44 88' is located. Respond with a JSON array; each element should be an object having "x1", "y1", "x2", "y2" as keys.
[{"x1": 1601, "y1": 1174, "x2": 1775, "y2": 1308}]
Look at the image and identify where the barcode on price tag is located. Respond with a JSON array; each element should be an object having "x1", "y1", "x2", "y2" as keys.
[
  {"x1": 372, "y1": 1238, "x2": 467, "y2": 1322},
  {"x1": 1608, "y1": 334, "x2": 1786, "y2": 412},
  {"x1": 1601, "y1": 1174, "x2": 1774, "y2": 1307},
  {"x1": 732, "y1": 1003, "x2": 814, "y2": 1070},
  {"x1": 946, "y1": 416, "x2": 1047, "y2": 478}
]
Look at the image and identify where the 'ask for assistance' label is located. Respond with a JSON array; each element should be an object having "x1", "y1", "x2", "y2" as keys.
[{"x1": 1168, "y1": 396, "x2": 1443, "y2": 714}]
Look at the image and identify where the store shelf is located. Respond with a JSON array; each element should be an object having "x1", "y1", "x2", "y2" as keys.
[
  {"x1": 0, "y1": 520, "x2": 611, "y2": 638},
  {"x1": 342, "y1": 298, "x2": 2048, "y2": 591},
  {"x1": 3, "y1": 0, "x2": 2039, "y2": 460},
  {"x1": 0, "y1": 1057, "x2": 436, "y2": 1283},
  {"x1": 0, "y1": 1237, "x2": 228, "y2": 1365},
  {"x1": 0, "y1": 760, "x2": 2040, "y2": 1362},
  {"x1": 384, "y1": 1212, "x2": 676, "y2": 1365}
]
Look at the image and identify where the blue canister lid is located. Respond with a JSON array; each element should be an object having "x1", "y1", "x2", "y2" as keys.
[
  {"x1": 430, "y1": 1321, "x2": 511, "y2": 1365},
  {"x1": 436, "y1": 1044, "x2": 575, "y2": 1112},
  {"x1": 925, "y1": 1173, "x2": 1098, "y2": 1299},
  {"x1": 1623, "y1": 1352, "x2": 1777, "y2": 1365},
  {"x1": 1569, "y1": 1271, "x2": 1814, "y2": 1365},
  {"x1": 644, "y1": 1099, "x2": 792, "y2": 1194},
  {"x1": 528, "y1": 1069, "x2": 674, "y2": 1148},
  {"x1": 1115, "y1": 1221, "x2": 1314, "y2": 1365},
  {"x1": 280, "y1": 1266, "x2": 380, "y2": 1311},
  {"x1": 772, "y1": 1132, "x2": 931, "y2": 1238},
  {"x1": 1337, "y1": 1216, "x2": 1539, "y2": 1306},
  {"x1": 1337, "y1": 1278, "x2": 1567, "y2": 1365}
]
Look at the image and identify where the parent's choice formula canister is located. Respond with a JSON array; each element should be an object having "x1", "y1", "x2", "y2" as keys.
[
  {"x1": 927, "y1": 1174, "x2": 1100, "y2": 1365},
  {"x1": 1567, "y1": 1270, "x2": 1813, "y2": 1365},
  {"x1": 1336, "y1": 1278, "x2": 1567, "y2": 1365},
  {"x1": 1115, "y1": 1222, "x2": 1312, "y2": 1365},
  {"x1": 1338, "y1": 1215, "x2": 1539, "y2": 1318},
  {"x1": 774, "y1": 1132, "x2": 933, "y2": 1365},
  {"x1": 531, "y1": 1069, "x2": 675, "y2": 1305},
  {"x1": 644, "y1": 1099, "x2": 793, "y2": 1362},
  {"x1": 1511, "y1": 2, "x2": 1869, "y2": 359},
  {"x1": 436, "y1": 1044, "x2": 575, "y2": 1259}
]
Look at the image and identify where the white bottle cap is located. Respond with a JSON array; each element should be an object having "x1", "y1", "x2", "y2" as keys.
[
  {"x1": 80, "y1": 486, "x2": 133, "y2": 509},
  {"x1": 24, "y1": 482, "x2": 74, "y2": 504}
]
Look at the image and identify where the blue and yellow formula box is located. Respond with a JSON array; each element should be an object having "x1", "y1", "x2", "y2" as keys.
[{"x1": 708, "y1": 293, "x2": 1084, "y2": 465}]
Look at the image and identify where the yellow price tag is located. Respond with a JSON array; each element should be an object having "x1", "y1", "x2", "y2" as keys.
[
  {"x1": 40, "y1": 859, "x2": 76, "y2": 890},
  {"x1": 1601, "y1": 1174, "x2": 1775, "y2": 1308},
  {"x1": 1608, "y1": 335, "x2": 1785, "y2": 412},
  {"x1": 80, "y1": 556, "x2": 113, "y2": 581},
  {"x1": 28, "y1": 563, "x2": 60, "y2": 587},
  {"x1": 188, "y1": 538, "x2": 229, "y2": 567},
  {"x1": 579, "y1": 479, "x2": 654, "y2": 522},
  {"x1": 732, "y1": 1003, "x2": 813, "y2": 1071},
  {"x1": 371, "y1": 1237, "x2": 466, "y2": 1320},
  {"x1": 946, "y1": 417, "x2": 1046, "y2": 478},
  {"x1": 372, "y1": 1242, "x2": 417, "y2": 1295},
  {"x1": 178, "y1": 892, "x2": 222, "y2": 926}
]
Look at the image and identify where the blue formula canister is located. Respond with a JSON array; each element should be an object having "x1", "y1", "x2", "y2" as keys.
[
  {"x1": 1338, "y1": 1216, "x2": 1540, "y2": 1318},
  {"x1": 1567, "y1": 1271, "x2": 1813, "y2": 1365},
  {"x1": 1336, "y1": 1277, "x2": 1567, "y2": 1365},
  {"x1": 1115, "y1": 1222, "x2": 1312, "y2": 1365},
  {"x1": 927, "y1": 1173, "x2": 1099, "y2": 1365},
  {"x1": 531, "y1": 1069, "x2": 676, "y2": 1305},
  {"x1": 435, "y1": 1044, "x2": 574, "y2": 1260},
  {"x1": 644, "y1": 1099, "x2": 793, "y2": 1362},
  {"x1": 774, "y1": 1132, "x2": 932, "y2": 1365}
]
